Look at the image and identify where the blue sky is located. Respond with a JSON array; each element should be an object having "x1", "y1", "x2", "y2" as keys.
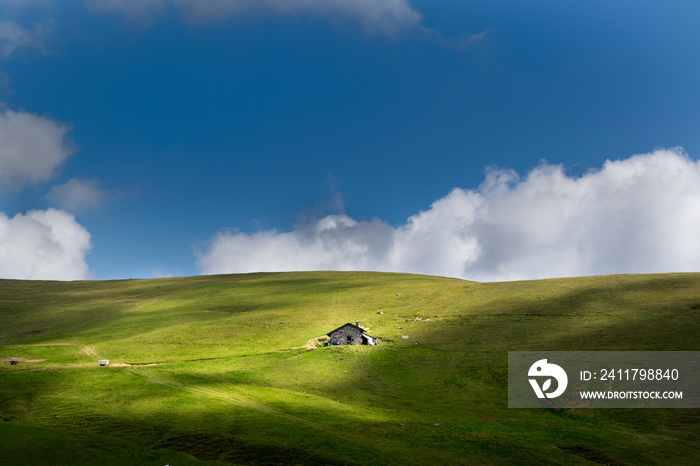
[{"x1": 1, "y1": 1, "x2": 700, "y2": 281}]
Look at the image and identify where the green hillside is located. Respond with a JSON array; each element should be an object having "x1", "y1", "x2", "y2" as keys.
[{"x1": 1, "y1": 271, "x2": 699, "y2": 465}]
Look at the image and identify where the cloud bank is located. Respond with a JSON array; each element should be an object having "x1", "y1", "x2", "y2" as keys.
[
  {"x1": 197, "y1": 149, "x2": 700, "y2": 281},
  {"x1": 0, "y1": 108, "x2": 74, "y2": 190},
  {"x1": 85, "y1": 0, "x2": 423, "y2": 34},
  {"x1": 0, "y1": 209, "x2": 92, "y2": 280}
]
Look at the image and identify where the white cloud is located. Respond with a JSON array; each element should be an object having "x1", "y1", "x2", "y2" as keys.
[
  {"x1": 85, "y1": 0, "x2": 423, "y2": 34},
  {"x1": 0, "y1": 21, "x2": 49, "y2": 59},
  {"x1": 197, "y1": 149, "x2": 700, "y2": 281},
  {"x1": 0, "y1": 208, "x2": 92, "y2": 280},
  {"x1": 46, "y1": 178, "x2": 106, "y2": 212},
  {"x1": 0, "y1": 108, "x2": 74, "y2": 190},
  {"x1": 198, "y1": 215, "x2": 395, "y2": 274}
]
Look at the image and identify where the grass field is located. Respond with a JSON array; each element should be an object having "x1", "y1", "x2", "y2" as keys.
[{"x1": 1, "y1": 271, "x2": 699, "y2": 464}]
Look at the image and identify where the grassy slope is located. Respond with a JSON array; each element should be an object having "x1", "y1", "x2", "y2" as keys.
[{"x1": 1, "y1": 271, "x2": 699, "y2": 465}]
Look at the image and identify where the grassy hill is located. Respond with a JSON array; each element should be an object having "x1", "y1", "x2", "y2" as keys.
[{"x1": 1, "y1": 271, "x2": 699, "y2": 465}]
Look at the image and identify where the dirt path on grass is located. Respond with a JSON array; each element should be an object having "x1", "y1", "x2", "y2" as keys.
[
  {"x1": 130, "y1": 370, "x2": 321, "y2": 429},
  {"x1": 82, "y1": 345, "x2": 99, "y2": 359}
]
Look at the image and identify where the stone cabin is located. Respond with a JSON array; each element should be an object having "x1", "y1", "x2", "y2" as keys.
[{"x1": 327, "y1": 321, "x2": 378, "y2": 346}]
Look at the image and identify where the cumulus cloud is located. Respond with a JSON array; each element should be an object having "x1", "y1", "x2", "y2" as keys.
[
  {"x1": 0, "y1": 108, "x2": 74, "y2": 190},
  {"x1": 85, "y1": 0, "x2": 423, "y2": 34},
  {"x1": 0, "y1": 20, "x2": 49, "y2": 58},
  {"x1": 46, "y1": 178, "x2": 107, "y2": 212},
  {"x1": 0, "y1": 208, "x2": 92, "y2": 280},
  {"x1": 199, "y1": 215, "x2": 395, "y2": 274},
  {"x1": 197, "y1": 149, "x2": 700, "y2": 281}
]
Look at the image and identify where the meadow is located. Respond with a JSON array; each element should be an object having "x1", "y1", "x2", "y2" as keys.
[{"x1": 1, "y1": 271, "x2": 699, "y2": 464}]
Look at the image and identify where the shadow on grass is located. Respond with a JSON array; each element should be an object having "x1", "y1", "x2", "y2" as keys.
[{"x1": 304, "y1": 273, "x2": 700, "y2": 465}]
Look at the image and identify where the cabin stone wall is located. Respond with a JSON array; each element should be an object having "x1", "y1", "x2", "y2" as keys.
[{"x1": 328, "y1": 325, "x2": 363, "y2": 345}]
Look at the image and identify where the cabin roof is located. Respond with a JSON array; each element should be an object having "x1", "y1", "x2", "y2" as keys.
[{"x1": 326, "y1": 322, "x2": 364, "y2": 336}]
